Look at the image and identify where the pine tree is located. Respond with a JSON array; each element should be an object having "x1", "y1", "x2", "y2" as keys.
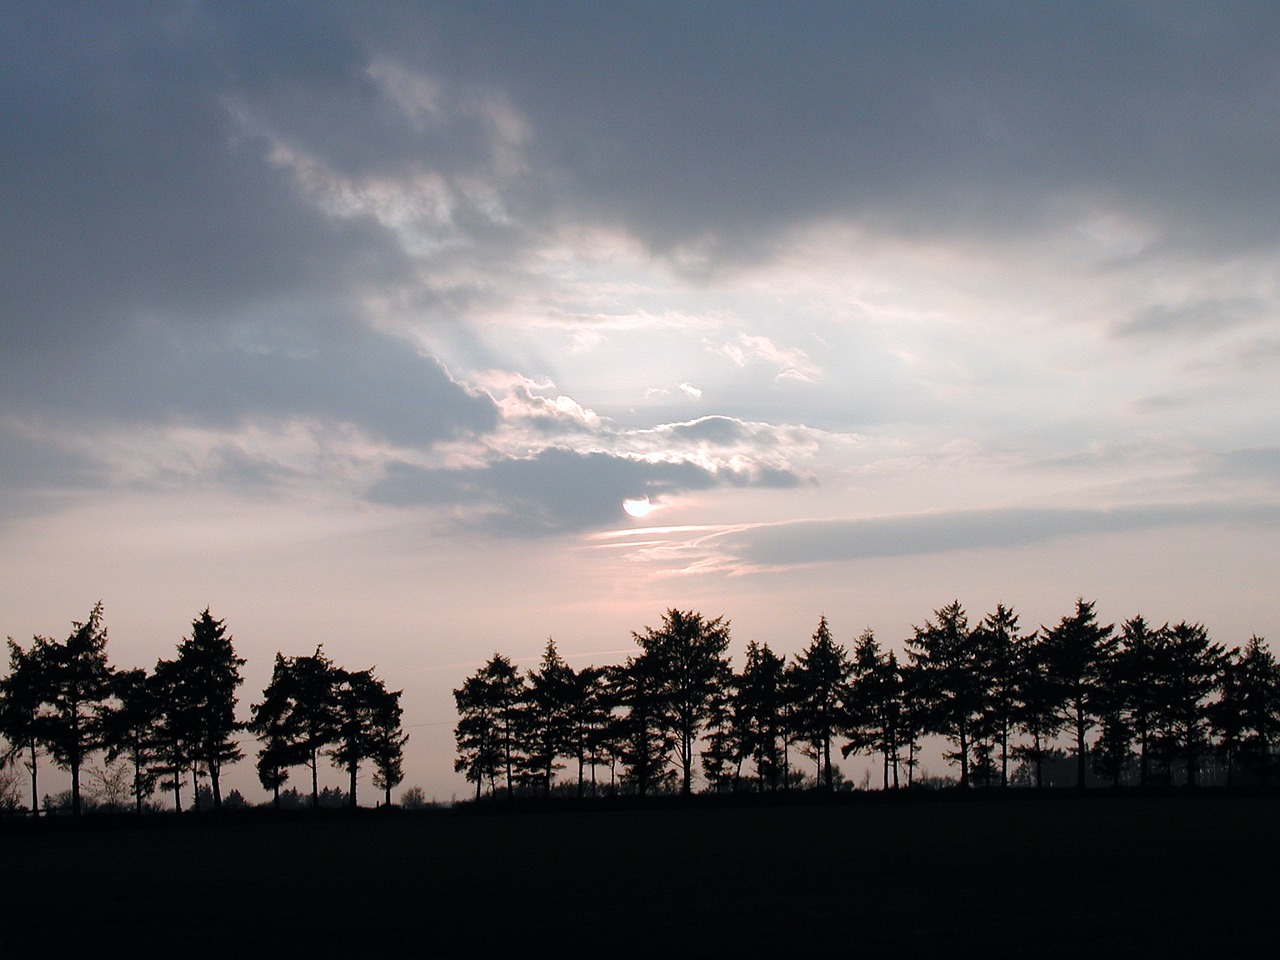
[
  {"x1": 249, "y1": 653, "x2": 294, "y2": 807},
  {"x1": 735, "y1": 640, "x2": 788, "y2": 791},
  {"x1": 633, "y1": 609, "x2": 733, "y2": 795},
  {"x1": 791, "y1": 616, "x2": 853, "y2": 790},
  {"x1": 1160, "y1": 621, "x2": 1228, "y2": 787},
  {"x1": 40, "y1": 603, "x2": 114, "y2": 816},
  {"x1": 907, "y1": 601, "x2": 985, "y2": 788},
  {"x1": 1042, "y1": 599, "x2": 1115, "y2": 789},
  {"x1": 173, "y1": 609, "x2": 245, "y2": 810},
  {"x1": 101, "y1": 667, "x2": 160, "y2": 814},
  {"x1": 0, "y1": 638, "x2": 49, "y2": 815},
  {"x1": 1214, "y1": 636, "x2": 1280, "y2": 785},
  {"x1": 524, "y1": 639, "x2": 573, "y2": 796}
]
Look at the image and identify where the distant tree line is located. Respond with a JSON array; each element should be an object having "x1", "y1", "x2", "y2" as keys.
[
  {"x1": 0, "y1": 603, "x2": 407, "y2": 815},
  {"x1": 453, "y1": 602, "x2": 1280, "y2": 799}
]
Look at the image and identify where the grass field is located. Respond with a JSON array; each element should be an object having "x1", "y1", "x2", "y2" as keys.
[{"x1": 3, "y1": 793, "x2": 1277, "y2": 958}]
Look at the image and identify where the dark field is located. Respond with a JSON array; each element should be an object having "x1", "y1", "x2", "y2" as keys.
[{"x1": 4, "y1": 794, "x2": 1277, "y2": 958}]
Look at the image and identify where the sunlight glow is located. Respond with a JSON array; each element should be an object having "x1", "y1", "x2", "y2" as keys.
[{"x1": 622, "y1": 496, "x2": 653, "y2": 518}]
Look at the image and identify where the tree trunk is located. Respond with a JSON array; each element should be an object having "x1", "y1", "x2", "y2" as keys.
[
  {"x1": 349, "y1": 760, "x2": 358, "y2": 808},
  {"x1": 958, "y1": 724, "x2": 969, "y2": 789},
  {"x1": 210, "y1": 752, "x2": 223, "y2": 811},
  {"x1": 28, "y1": 738, "x2": 38, "y2": 817},
  {"x1": 1075, "y1": 702, "x2": 1087, "y2": 789}
]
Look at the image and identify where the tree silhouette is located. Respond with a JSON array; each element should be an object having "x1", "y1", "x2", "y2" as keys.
[
  {"x1": 1214, "y1": 636, "x2": 1280, "y2": 785},
  {"x1": 39, "y1": 603, "x2": 114, "y2": 815},
  {"x1": 172, "y1": 609, "x2": 245, "y2": 811},
  {"x1": 791, "y1": 616, "x2": 852, "y2": 790},
  {"x1": 563, "y1": 664, "x2": 610, "y2": 796},
  {"x1": 908, "y1": 601, "x2": 984, "y2": 788},
  {"x1": 101, "y1": 667, "x2": 160, "y2": 814},
  {"x1": 151, "y1": 655, "x2": 199, "y2": 812},
  {"x1": 633, "y1": 609, "x2": 733, "y2": 795},
  {"x1": 1111, "y1": 616, "x2": 1165, "y2": 787},
  {"x1": 972, "y1": 604, "x2": 1025, "y2": 788},
  {"x1": 735, "y1": 640, "x2": 788, "y2": 791},
  {"x1": 369, "y1": 680, "x2": 407, "y2": 807},
  {"x1": 608, "y1": 656, "x2": 673, "y2": 796},
  {"x1": 330, "y1": 668, "x2": 384, "y2": 808},
  {"x1": 249, "y1": 653, "x2": 294, "y2": 807},
  {"x1": 453, "y1": 654, "x2": 525, "y2": 799},
  {"x1": 1042, "y1": 599, "x2": 1115, "y2": 789},
  {"x1": 1160, "y1": 621, "x2": 1228, "y2": 787},
  {"x1": 843, "y1": 629, "x2": 906, "y2": 790},
  {"x1": 281, "y1": 647, "x2": 341, "y2": 807},
  {"x1": 524, "y1": 639, "x2": 573, "y2": 796},
  {"x1": 0, "y1": 638, "x2": 49, "y2": 815}
]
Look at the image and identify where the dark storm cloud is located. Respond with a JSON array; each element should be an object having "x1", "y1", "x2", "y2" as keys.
[
  {"x1": 367, "y1": 448, "x2": 800, "y2": 536},
  {"x1": 727, "y1": 502, "x2": 1280, "y2": 566}
]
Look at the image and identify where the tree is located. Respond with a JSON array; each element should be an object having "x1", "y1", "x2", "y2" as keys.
[
  {"x1": 1160, "y1": 621, "x2": 1228, "y2": 787},
  {"x1": 1042, "y1": 599, "x2": 1115, "y2": 789},
  {"x1": 151, "y1": 655, "x2": 198, "y2": 812},
  {"x1": 1011, "y1": 629, "x2": 1058, "y2": 788},
  {"x1": 329, "y1": 667, "x2": 388, "y2": 808},
  {"x1": 1111, "y1": 616, "x2": 1166, "y2": 787},
  {"x1": 972, "y1": 604, "x2": 1025, "y2": 788},
  {"x1": 369, "y1": 681, "x2": 407, "y2": 808},
  {"x1": 249, "y1": 653, "x2": 294, "y2": 807},
  {"x1": 907, "y1": 601, "x2": 985, "y2": 788},
  {"x1": 0, "y1": 637, "x2": 49, "y2": 815},
  {"x1": 791, "y1": 616, "x2": 853, "y2": 790},
  {"x1": 524, "y1": 638, "x2": 573, "y2": 796},
  {"x1": 735, "y1": 640, "x2": 788, "y2": 792},
  {"x1": 40, "y1": 603, "x2": 114, "y2": 816},
  {"x1": 632, "y1": 609, "x2": 733, "y2": 795},
  {"x1": 608, "y1": 656, "x2": 674, "y2": 796},
  {"x1": 173, "y1": 609, "x2": 245, "y2": 811},
  {"x1": 281, "y1": 647, "x2": 341, "y2": 806},
  {"x1": 452, "y1": 654, "x2": 525, "y2": 800},
  {"x1": 842, "y1": 629, "x2": 906, "y2": 790},
  {"x1": 1215, "y1": 635, "x2": 1280, "y2": 785},
  {"x1": 101, "y1": 667, "x2": 160, "y2": 814},
  {"x1": 563, "y1": 665, "x2": 610, "y2": 797}
]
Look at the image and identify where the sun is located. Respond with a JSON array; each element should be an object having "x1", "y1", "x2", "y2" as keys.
[{"x1": 622, "y1": 496, "x2": 653, "y2": 519}]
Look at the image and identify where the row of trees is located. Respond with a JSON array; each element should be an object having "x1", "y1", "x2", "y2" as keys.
[
  {"x1": 0, "y1": 603, "x2": 407, "y2": 815},
  {"x1": 453, "y1": 602, "x2": 1280, "y2": 798}
]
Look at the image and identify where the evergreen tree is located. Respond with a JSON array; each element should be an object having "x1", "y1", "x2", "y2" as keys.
[
  {"x1": 1160, "y1": 621, "x2": 1228, "y2": 787},
  {"x1": 563, "y1": 664, "x2": 610, "y2": 797},
  {"x1": 282, "y1": 647, "x2": 342, "y2": 806},
  {"x1": 249, "y1": 653, "x2": 294, "y2": 807},
  {"x1": 973, "y1": 604, "x2": 1025, "y2": 787},
  {"x1": 453, "y1": 666, "x2": 502, "y2": 801},
  {"x1": 369, "y1": 681, "x2": 407, "y2": 807},
  {"x1": 40, "y1": 603, "x2": 114, "y2": 816},
  {"x1": 842, "y1": 628, "x2": 901, "y2": 790},
  {"x1": 524, "y1": 638, "x2": 573, "y2": 796},
  {"x1": 608, "y1": 655, "x2": 674, "y2": 796},
  {"x1": 151, "y1": 655, "x2": 198, "y2": 812},
  {"x1": 173, "y1": 609, "x2": 245, "y2": 810},
  {"x1": 1011, "y1": 629, "x2": 1059, "y2": 788},
  {"x1": 791, "y1": 616, "x2": 853, "y2": 790},
  {"x1": 735, "y1": 640, "x2": 788, "y2": 791},
  {"x1": 907, "y1": 601, "x2": 985, "y2": 788},
  {"x1": 1214, "y1": 636, "x2": 1280, "y2": 785},
  {"x1": 0, "y1": 638, "x2": 49, "y2": 815},
  {"x1": 1042, "y1": 599, "x2": 1115, "y2": 788},
  {"x1": 633, "y1": 609, "x2": 733, "y2": 795},
  {"x1": 329, "y1": 667, "x2": 382, "y2": 807},
  {"x1": 101, "y1": 667, "x2": 160, "y2": 814},
  {"x1": 1111, "y1": 616, "x2": 1166, "y2": 787}
]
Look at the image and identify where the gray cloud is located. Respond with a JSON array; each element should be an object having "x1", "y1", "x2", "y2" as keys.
[
  {"x1": 725, "y1": 502, "x2": 1280, "y2": 566},
  {"x1": 1115, "y1": 298, "x2": 1271, "y2": 339},
  {"x1": 368, "y1": 447, "x2": 801, "y2": 536}
]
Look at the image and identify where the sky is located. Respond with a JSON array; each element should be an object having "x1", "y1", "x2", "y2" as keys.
[{"x1": 3, "y1": 2, "x2": 1279, "y2": 802}]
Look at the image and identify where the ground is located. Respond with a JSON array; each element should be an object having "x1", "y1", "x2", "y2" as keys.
[{"x1": 2, "y1": 792, "x2": 1276, "y2": 958}]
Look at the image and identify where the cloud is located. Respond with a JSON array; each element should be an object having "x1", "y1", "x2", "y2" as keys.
[
  {"x1": 1114, "y1": 298, "x2": 1271, "y2": 339},
  {"x1": 720, "y1": 502, "x2": 1280, "y2": 567},
  {"x1": 366, "y1": 447, "x2": 801, "y2": 536},
  {"x1": 707, "y1": 334, "x2": 821, "y2": 383}
]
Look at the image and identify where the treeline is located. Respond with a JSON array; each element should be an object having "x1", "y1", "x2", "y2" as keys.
[
  {"x1": 454, "y1": 602, "x2": 1280, "y2": 799},
  {"x1": 0, "y1": 603, "x2": 407, "y2": 816}
]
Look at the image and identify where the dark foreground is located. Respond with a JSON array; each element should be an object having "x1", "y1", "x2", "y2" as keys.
[{"x1": 3, "y1": 792, "x2": 1277, "y2": 958}]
